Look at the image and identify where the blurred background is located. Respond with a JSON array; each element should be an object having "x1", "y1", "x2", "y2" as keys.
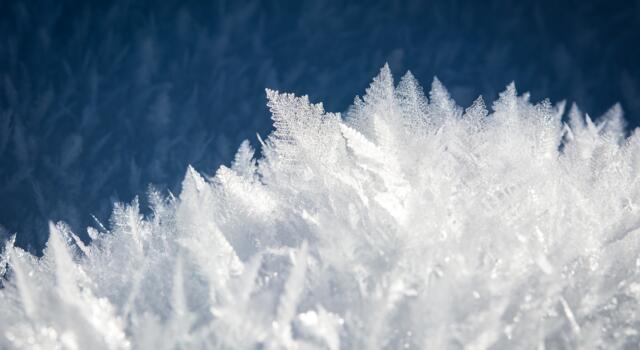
[{"x1": 1, "y1": 0, "x2": 639, "y2": 253}]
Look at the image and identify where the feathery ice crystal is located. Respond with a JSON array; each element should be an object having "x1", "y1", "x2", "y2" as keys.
[{"x1": 2, "y1": 65, "x2": 640, "y2": 349}]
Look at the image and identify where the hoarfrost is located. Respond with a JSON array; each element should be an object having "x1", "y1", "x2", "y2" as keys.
[{"x1": 2, "y1": 66, "x2": 640, "y2": 349}]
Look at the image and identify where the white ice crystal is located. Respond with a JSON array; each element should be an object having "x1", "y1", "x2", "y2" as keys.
[{"x1": 2, "y1": 65, "x2": 640, "y2": 349}]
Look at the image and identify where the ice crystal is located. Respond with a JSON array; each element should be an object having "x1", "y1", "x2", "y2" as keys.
[{"x1": 2, "y1": 65, "x2": 640, "y2": 349}]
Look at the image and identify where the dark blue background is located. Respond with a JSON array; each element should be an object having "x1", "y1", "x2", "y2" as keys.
[{"x1": 1, "y1": 0, "x2": 639, "y2": 253}]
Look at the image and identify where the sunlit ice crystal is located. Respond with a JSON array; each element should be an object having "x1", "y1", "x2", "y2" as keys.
[{"x1": 2, "y1": 64, "x2": 640, "y2": 349}]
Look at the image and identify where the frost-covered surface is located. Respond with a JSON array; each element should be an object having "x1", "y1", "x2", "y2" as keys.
[
  {"x1": 2, "y1": 65, "x2": 640, "y2": 349},
  {"x1": 2, "y1": 0, "x2": 640, "y2": 251}
]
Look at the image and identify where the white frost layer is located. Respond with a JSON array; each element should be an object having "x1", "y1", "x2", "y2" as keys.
[{"x1": 2, "y1": 65, "x2": 640, "y2": 349}]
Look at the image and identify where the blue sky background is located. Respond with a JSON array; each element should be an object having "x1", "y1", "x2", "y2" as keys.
[{"x1": 1, "y1": 0, "x2": 639, "y2": 252}]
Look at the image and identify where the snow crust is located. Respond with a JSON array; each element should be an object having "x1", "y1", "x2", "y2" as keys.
[{"x1": 2, "y1": 65, "x2": 640, "y2": 349}]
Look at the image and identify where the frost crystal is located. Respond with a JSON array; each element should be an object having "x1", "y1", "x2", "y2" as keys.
[{"x1": 2, "y1": 65, "x2": 640, "y2": 349}]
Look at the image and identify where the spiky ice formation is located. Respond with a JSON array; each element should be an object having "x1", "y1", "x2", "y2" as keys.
[{"x1": 2, "y1": 65, "x2": 640, "y2": 349}]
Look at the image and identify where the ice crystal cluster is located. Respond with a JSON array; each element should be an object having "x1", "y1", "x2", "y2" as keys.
[{"x1": 2, "y1": 65, "x2": 640, "y2": 349}]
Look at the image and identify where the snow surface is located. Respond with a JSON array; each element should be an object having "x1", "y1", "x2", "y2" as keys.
[{"x1": 2, "y1": 65, "x2": 640, "y2": 349}]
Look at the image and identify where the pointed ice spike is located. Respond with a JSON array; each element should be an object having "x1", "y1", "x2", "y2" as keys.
[
  {"x1": 345, "y1": 65, "x2": 398, "y2": 141},
  {"x1": 70, "y1": 231, "x2": 90, "y2": 257},
  {"x1": 397, "y1": 71, "x2": 425, "y2": 106},
  {"x1": 396, "y1": 70, "x2": 428, "y2": 127},
  {"x1": 363, "y1": 63, "x2": 394, "y2": 106},
  {"x1": 264, "y1": 89, "x2": 327, "y2": 161},
  {"x1": 600, "y1": 103, "x2": 626, "y2": 140},
  {"x1": 47, "y1": 221, "x2": 79, "y2": 298},
  {"x1": 585, "y1": 113, "x2": 602, "y2": 133},
  {"x1": 184, "y1": 165, "x2": 207, "y2": 192},
  {"x1": 90, "y1": 214, "x2": 108, "y2": 234},
  {"x1": 568, "y1": 103, "x2": 585, "y2": 132},
  {"x1": 429, "y1": 77, "x2": 460, "y2": 122},
  {"x1": 232, "y1": 140, "x2": 257, "y2": 178},
  {"x1": 111, "y1": 197, "x2": 148, "y2": 251},
  {"x1": 562, "y1": 122, "x2": 575, "y2": 141},
  {"x1": 464, "y1": 96, "x2": 488, "y2": 122},
  {"x1": 430, "y1": 77, "x2": 454, "y2": 111},
  {"x1": 495, "y1": 82, "x2": 517, "y2": 111},
  {"x1": 554, "y1": 100, "x2": 567, "y2": 122}
]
